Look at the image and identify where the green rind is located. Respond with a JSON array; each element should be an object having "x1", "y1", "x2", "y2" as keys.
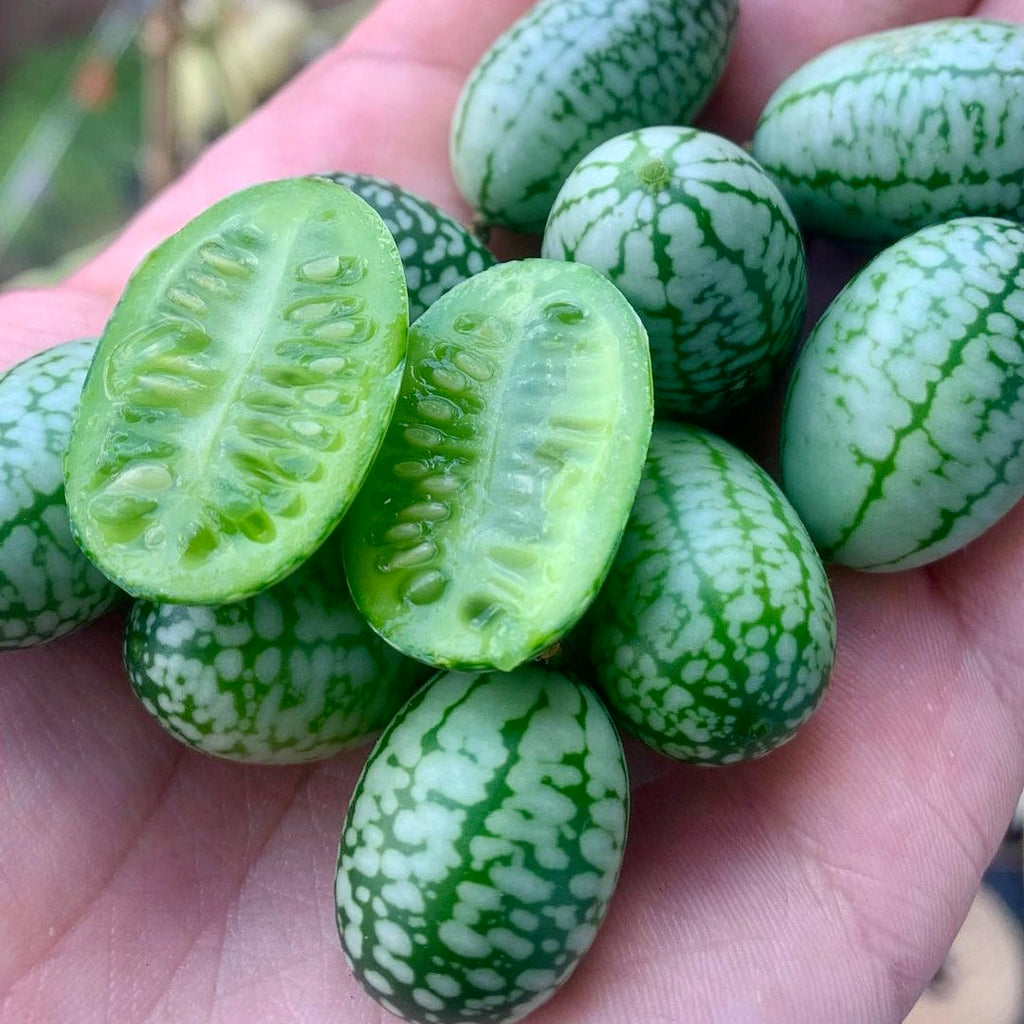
[
  {"x1": 317, "y1": 172, "x2": 496, "y2": 322},
  {"x1": 124, "y1": 535, "x2": 428, "y2": 764},
  {"x1": 580, "y1": 422, "x2": 835, "y2": 765},
  {"x1": 542, "y1": 125, "x2": 807, "y2": 420},
  {"x1": 0, "y1": 338, "x2": 123, "y2": 648},
  {"x1": 64, "y1": 177, "x2": 408, "y2": 604},
  {"x1": 780, "y1": 216, "x2": 1024, "y2": 571},
  {"x1": 342, "y1": 258, "x2": 654, "y2": 672},
  {"x1": 335, "y1": 666, "x2": 628, "y2": 1024},
  {"x1": 450, "y1": 0, "x2": 738, "y2": 232},
  {"x1": 752, "y1": 18, "x2": 1024, "y2": 242}
]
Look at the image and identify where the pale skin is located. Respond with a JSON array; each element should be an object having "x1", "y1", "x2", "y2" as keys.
[{"x1": 2, "y1": 0, "x2": 1023, "y2": 1020}]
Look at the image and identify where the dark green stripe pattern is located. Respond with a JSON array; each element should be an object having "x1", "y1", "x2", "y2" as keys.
[
  {"x1": 336, "y1": 667, "x2": 628, "y2": 1024},
  {"x1": 752, "y1": 18, "x2": 1024, "y2": 242},
  {"x1": 780, "y1": 216, "x2": 1024, "y2": 571}
]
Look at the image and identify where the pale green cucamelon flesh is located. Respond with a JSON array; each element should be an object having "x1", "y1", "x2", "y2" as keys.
[
  {"x1": 780, "y1": 216, "x2": 1024, "y2": 571},
  {"x1": 342, "y1": 258, "x2": 654, "y2": 673},
  {"x1": 336, "y1": 666, "x2": 629, "y2": 1024},
  {"x1": 0, "y1": 338, "x2": 122, "y2": 648},
  {"x1": 752, "y1": 18, "x2": 1024, "y2": 242},
  {"x1": 124, "y1": 537, "x2": 428, "y2": 764},
  {"x1": 64, "y1": 177, "x2": 408, "y2": 605},
  {"x1": 450, "y1": 0, "x2": 738, "y2": 232},
  {"x1": 316, "y1": 172, "x2": 496, "y2": 322},
  {"x1": 542, "y1": 126, "x2": 807, "y2": 420},
  {"x1": 580, "y1": 422, "x2": 835, "y2": 764}
]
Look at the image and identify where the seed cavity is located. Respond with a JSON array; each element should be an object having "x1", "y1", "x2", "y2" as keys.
[
  {"x1": 378, "y1": 541, "x2": 438, "y2": 572},
  {"x1": 299, "y1": 255, "x2": 342, "y2": 282},
  {"x1": 312, "y1": 317, "x2": 376, "y2": 344},
  {"x1": 461, "y1": 597, "x2": 507, "y2": 632},
  {"x1": 403, "y1": 570, "x2": 447, "y2": 605},
  {"x1": 399, "y1": 500, "x2": 450, "y2": 522},
  {"x1": 404, "y1": 425, "x2": 446, "y2": 448},
  {"x1": 452, "y1": 350, "x2": 496, "y2": 381},
  {"x1": 543, "y1": 300, "x2": 586, "y2": 324},
  {"x1": 198, "y1": 240, "x2": 256, "y2": 278},
  {"x1": 101, "y1": 462, "x2": 175, "y2": 495},
  {"x1": 167, "y1": 287, "x2": 207, "y2": 315},
  {"x1": 416, "y1": 397, "x2": 460, "y2": 424}
]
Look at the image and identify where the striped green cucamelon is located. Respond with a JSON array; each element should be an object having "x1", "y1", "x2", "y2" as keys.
[
  {"x1": 751, "y1": 18, "x2": 1024, "y2": 242},
  {"x1": 0, "y1": 338, "x2": 123, "y2": 648},
  {"x1": 335, "y1": 666, "x2": 628, "y2": 1024},
  {"x1": 123, "y1": 535, "x2": 428, "y2": 764},
  {"x1": 316, "y1": 172, "x2": 496, "y2": 322},
  {"x1": 64, "y1": 177, "x2": 408, "y2": 605},
  {"x1": 542, "y1": 126, "x2": 807, "y2": 421},
  {"x1": 780, "y1": 216, "x2": 1024, "y2": 571},
  {"x1": 579, "y1": 422, "x2": 835, "y2": 765},
  {"x1": 450, "y1": 0, "x2": 738, "y2": 233},
  {"x1": 342, "y1": 258, "x2": 654, "y2": 673}
]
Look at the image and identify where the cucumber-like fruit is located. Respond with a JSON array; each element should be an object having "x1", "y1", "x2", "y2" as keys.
[
  {"x1": 342, "y1": 258, "x2": 653, "y2": 672},
  {"x1": 335, "y1": 666, "x2": 628, "y2": 1024},
  {"x1": 780, "y1": 216, "x2": 1024, "y2": 571},
  {"x1": 64, "y1": 177, "x2": 408, "y2": 605},
  {"x1": 751, "y1": 18, "x2": 1024, "y2": 242},
  {"x1": 316, "y1": 172, "x2": 496, "y2": 322},
  {"x1": 580, "y1": 422, "x2": 835, "y2": 765},
  {"x1": 542, "y1": 126, "x2": 807, "y2": 420},
  {"x1": 450, "y1": 0, "x2": 738, "y2": 233},
  {"x1": 123, "y1": 536, "x2": 428, "y2": 764},
  {"x1": 0, "y1": 338, "x2": 123, "y2": 648}
]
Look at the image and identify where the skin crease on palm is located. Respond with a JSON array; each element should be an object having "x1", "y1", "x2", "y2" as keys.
[{"x1": 1, "y1": 0, "x2": 1024, "y2": 1020}]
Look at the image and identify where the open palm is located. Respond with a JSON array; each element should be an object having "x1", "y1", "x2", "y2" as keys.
[{"x1": 3, "y1": 1, "x2": 1024, "y2": 1021}]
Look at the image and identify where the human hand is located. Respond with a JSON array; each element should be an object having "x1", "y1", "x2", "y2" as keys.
[{"x1": 2, "y1": 1, "x2": 1023, "y2": 1021}]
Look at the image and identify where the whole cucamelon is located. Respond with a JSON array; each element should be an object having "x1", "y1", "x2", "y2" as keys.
[
  {"x1": 317, "y1": 172, "x2": 496, "y2": 321},
  {"x1": 63, "y1": 177, "x2": 408, "y2": 605},
  {"x1": 0, "y1": 338, "x2": 122, "y2": 648},
  {"x1": 124, "y1": 537, "x2": 428, "y2": 764},
  {"x1": 342, "y1": 258, "x2": 654, "y2": 673},
  {"x1": 780, "y1": 216, "x2": 1024, "y2": 571},
  {"x1": 580, "y1": 422, "x2": 835, "y2": 764},
  {"x1": 752, "y1": 18, "x2": 1024, "y2": 242},
  {"x1": 542, "y1": 126, "x2": 807, "y2": 420},
  {"x1": 336, "y1": 666, "x2": 629, "y2": 1024},
  {"x1": 450, "y1": 0, "x2": 739, "y2": 232}
]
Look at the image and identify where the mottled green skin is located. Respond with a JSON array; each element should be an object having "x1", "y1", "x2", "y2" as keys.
[
  {"x1": 343, "y1": 259, "x2": 653, "y2": 673},
  {"x1": 124, "y1": 538, "x2": 428, "y2": 763},
  {"x1": 752, "y1": 18, "x2": 1024, "y2": 242},
  {"x1": 450, "y1": 0, "x2": 738, "y2": 232},
  {"x1": 317, "y1": 172, "x2": 496, "y2": 323},
  {"x1": 781, "y1": 216, "x2": 1024, "y2": 571},
  {"x1": 581, "y1": 423, "x2": 835, "y2": 765},
  {"x1": 542, "y1": 126, "x2": 807, "y2": 421},
  {"x1": 65, "y1": 177, "x2": 408, "y2": 605},
  {"x1": 0, "y1": 339, "x2": 122, "y2": 648},
  {"x1": 336, "y1": 667, "x2": 628, "y2": 1024}
]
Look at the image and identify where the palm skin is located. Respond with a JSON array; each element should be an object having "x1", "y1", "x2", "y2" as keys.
[{"x1": 2, "y1": 0, "x2": 1023, "y2": 1020}]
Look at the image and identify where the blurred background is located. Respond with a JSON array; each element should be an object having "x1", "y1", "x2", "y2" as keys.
[
  {"x1": 0, "y1": 0, "x2": 378, "y2": 288},
  {"x1": 0, "y1": 1, "x2": 1022, "y2": 1020}
]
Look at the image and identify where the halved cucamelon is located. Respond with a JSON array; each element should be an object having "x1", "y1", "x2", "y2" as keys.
[
  {"x1": 64, "y1": 177, "x2": 408, "y2": 604},
  {"x1": 751, "y1": 18, "x2": 1024, "y2": 242},
  {"x1": 342, "y1": 258, "x2": 653, "y2": 672},
  {"x1": 124, "y1": 533, "x2": 429, "y2": 764},
  {"x1": 579, "y1": 422, "x2": 835, "y2": 764},
  {"x1": 336, "y1": 666, "x2": 628, "y2": 1024},
  {"x1": 542, "y1": 126, "x2": 807, "y2": 421},
  {"x1": 450, "y1": 0, "x2": 738, "y2": 232},
  {"x1": 780, "y1": 216, "x2": 1024, "y2": 571},
  {"x1": 0, "y1": 338, "x2": 123, "y2": 648},
  {"x1": 316, "y1": 171, "x2": 496, "y2": 321}
]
